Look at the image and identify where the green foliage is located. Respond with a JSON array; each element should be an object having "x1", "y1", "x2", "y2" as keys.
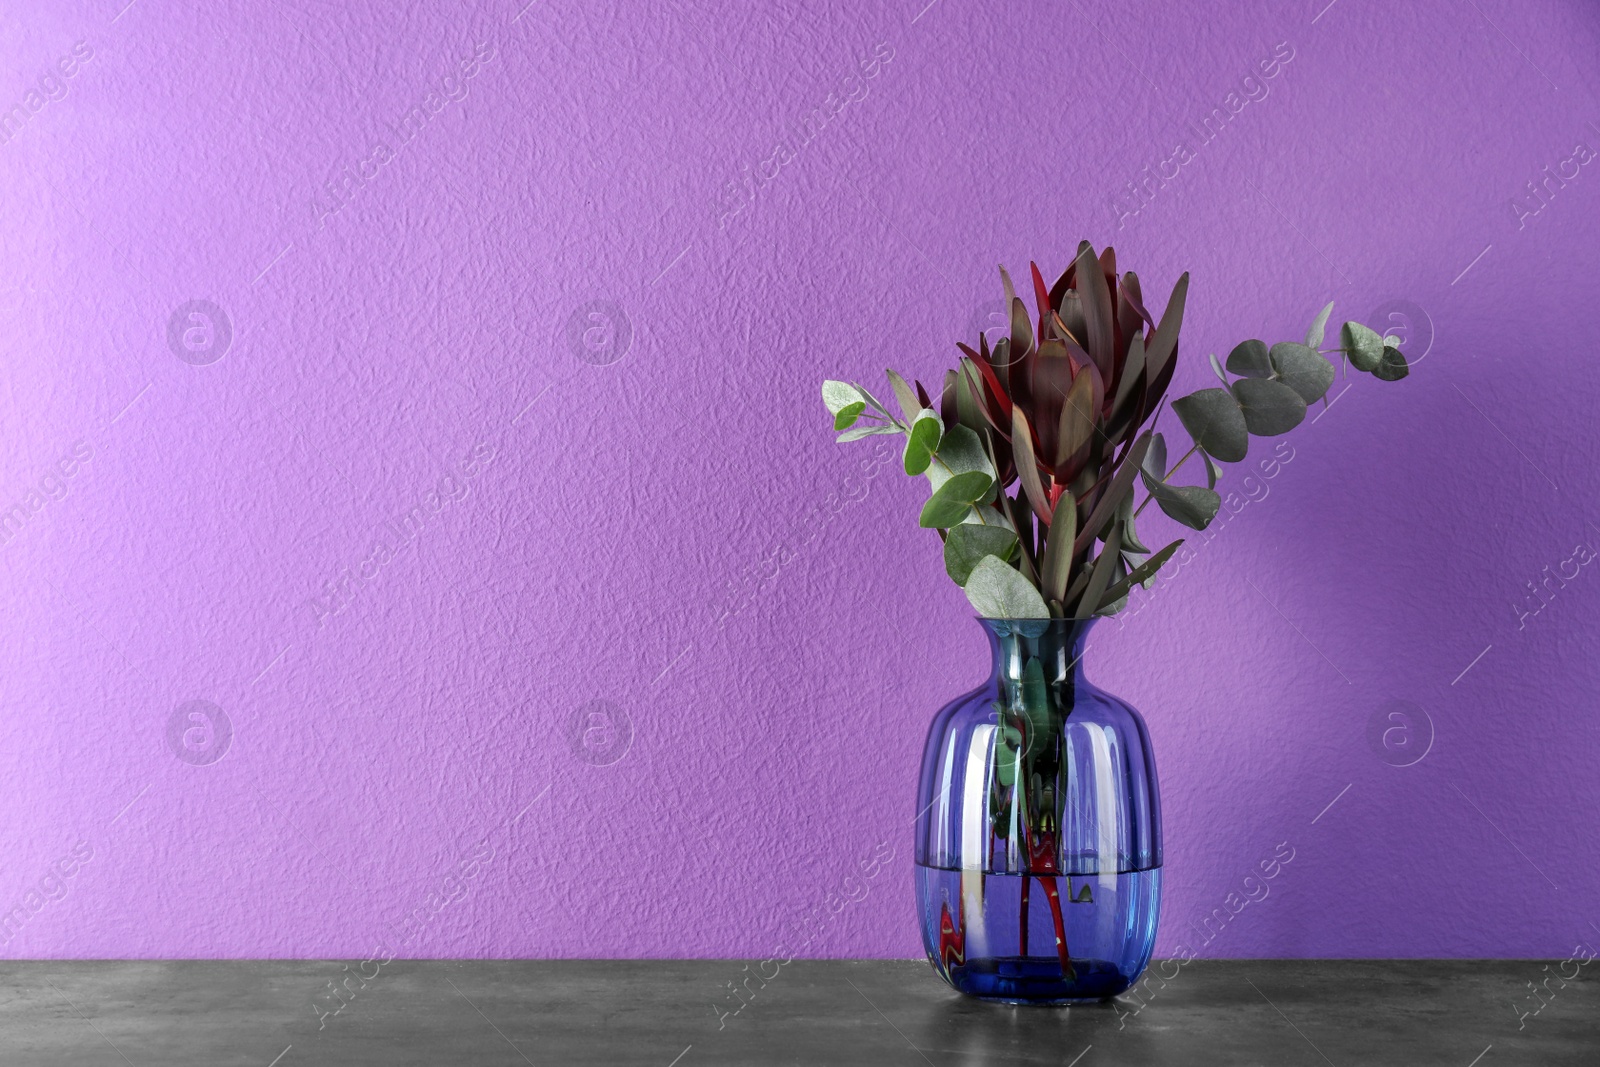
[
  {"x1": 1225, "y1": 339, "x2": 1273, "y2": 378},
  {"x1": 903, "y1": 409, "x2": 942, "y2": 475},
  {"x1": 1341, "y1": 321, "x2": 1385, "y2": 372},
  {"x1": 963, "y1": 555, "x2": 1050, "y2": 620},
  {"x1": 1139, "y1": 471, "x2": 1221, "y2": 530},
  {"x1": 1269, "y1": 342, "x2": 1336, "y2": 403},
  {"x1": 1305, "y1": 301, "x2": 1335, "y2": 348},
  {"x1": 1172, "y1": 388, "x2": 1248, "y2": 462},
  {"x1": 1375, "y1": 346, "x2": 1409, "y2": 381},
  {"x1": 944, "y1": 524, "x2": 1019, "y2": 585},
  {"x1": 1231, "y1": 378, "x2": 1308, "y2": 435}
]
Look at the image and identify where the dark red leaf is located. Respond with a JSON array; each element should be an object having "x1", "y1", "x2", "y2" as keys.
[
  {"x1": 968, "y1": 350, "x2": 1015, "y2": 421},
  {"x1": 1030, "y1": 262, "x2": 1053, "y2": 332},
  {"x1": 1075, "y1": 243, "x2": 1116, "y2": 383}
]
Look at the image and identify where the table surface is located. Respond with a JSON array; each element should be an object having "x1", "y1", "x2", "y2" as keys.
[{"x1": 0, "y1": 960, "x2": 1593, "y2": 1065}]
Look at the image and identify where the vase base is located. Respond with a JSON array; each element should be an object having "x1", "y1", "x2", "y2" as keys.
[{"x1": 939, "y1": 955, "x2": 1132, "y2": 1004}]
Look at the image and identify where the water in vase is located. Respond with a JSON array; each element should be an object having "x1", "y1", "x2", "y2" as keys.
[{"x1": 915, "y1": 864, "x2": 1160, "y2": 1002}]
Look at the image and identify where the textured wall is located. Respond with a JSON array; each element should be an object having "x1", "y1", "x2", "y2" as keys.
[{"x1": 2, "y1": 0, "x2": 1598, "y2": 963}]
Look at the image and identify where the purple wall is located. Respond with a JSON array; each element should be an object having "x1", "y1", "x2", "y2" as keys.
[{"x1": 2, "y1": 0, "x2": 1598, "y2": 961}]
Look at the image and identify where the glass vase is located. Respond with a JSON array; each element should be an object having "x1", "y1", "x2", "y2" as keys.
[{"x1": 914, "y1": 617, "x2": 1161, "y2": 1004}]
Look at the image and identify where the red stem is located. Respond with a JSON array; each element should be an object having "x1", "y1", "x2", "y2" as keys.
[
  {"x1": 1040, "y1": 877, "x2": 1076, "y2": 980},
  {"x1": 1019, "y1": 876, "x2": 1031, "y2": 955}
]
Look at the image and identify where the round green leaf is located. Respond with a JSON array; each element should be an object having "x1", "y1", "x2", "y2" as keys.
[
  {"x1": 1374, "y1": 346, "x2": 1409, "y2": 381},
  {"x1": 1140, "y1": 471, "x2": 1221, "y2": 530},
  {"x1": 1341, "y1": 321, "x2": 1384, "y2": 372},
  {"x1": 928, "y1": 424, "x2": 995, "y2": 481},
  {"x1": 1142, "y1": 431, "x2": 1168, "y2": 480},
  {"x1": 903, "y1": 438, "x2": 930, "y2": 475},
  {"x1": 1231, "y1": 377, "x2": 1307, "y2": 436},
  {"x1": 1225, "y1": 339, "x2": 1273, "y2": 378},
  {"x1": 1269, "y1": 342, "x2": 1336, "y2": 403},
  {"x1": 833, "y1": 401, "x2": 866, "y2": 431},
  {"x1": 1172, "y1": 388, "x2": 1248, "y2": 462},
  {"x1": 822, "y1": 380, "x2": 865, "y2": 416},
  {"x1": 963, "y1": 555, "x2": 1050, "y2": 619},
  {"x1": 920, "y1": 494, "x2": 973, "y2": 529},
  {"x1": 944, "y1": 524, "x2": 1019, "y2": 585},
  {"x1": 903, "y1": 409, "x2": 942, "y2": 474}
]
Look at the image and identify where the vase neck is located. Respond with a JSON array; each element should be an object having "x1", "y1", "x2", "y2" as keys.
[{"x1": 979, "y1": 618, "x2": 1094, "y2": 688}]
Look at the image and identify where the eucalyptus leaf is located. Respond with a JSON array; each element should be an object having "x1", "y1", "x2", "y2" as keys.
[
  {"x1": 1209, "y1": 352, "x2": 1230, "y2": 386},
  {"x1": 833, "y1": 401, "x2": 867, "y2": 431},
  {"x1": 1306, "y1": 301, "x2": 1335, "y2": 349},
  {"x1": 822, "y1": 380, "x2": 865, "y2": 416},
  {"x1": 856, "y1": 384, "x2": 896, "y2": 422},
  {"x1": 921, "y1": 427, "x2": 997, "y2": 528},
  {"x1": 1374, "y1": 345, "x2": 1409, "y2": 381},
  {"x1": 885, "y1": 369, "x2": 921, "y2": 423},
  {"x1": 1225, "y1": 339, "x2": 1273, "y2": 378},
  {"x1": 1269, "y1": 342, "x2": 1336, "y2": 403},
  {"x1": 903, "y1": 408, "x2": 942, "y2": 475},
  {"x1": 1231, "y1": 377, "x2": 1308, "y2": 435},
  {"x1": 1142, "y1": 432, "x2": 1167, "y2": 480},
  {"x1": 944, "y1": 524, "x2": 1019, "y2": 585},
  {"x1": 920, "y1": 493, "x2": 974, "y2": 529},
  {"x1": 921, "y1": 472, "x2": 993, "y2": 523},
  {"x1": 1140, "y1": 471, "x2": 1222, "y2": 530},
  {"x1": 903, "y1": 438, "x2": 930, "y2": 475},
  {"x1": 964, "y1": 555, "x2": 1050, "y2": 620},
  {"x1": 930, "y1": 423, "x2": 996, "y2": 482},
  {"x1": 1202, "y1": 448, "x2": 1221, "y2": 490},
  {"x1": 1341, "y1": 321, "x2": 1385, "y2": 372},
  {"x1": 1120, "y1": 511, "x2": 1152, "y2": 554},
  {"x1": 960, "y1": 502, "x2": 1015, "y2": 532},
  {"x1": 1172, "y1": 388, "x2": 1248, "y2": 462}
]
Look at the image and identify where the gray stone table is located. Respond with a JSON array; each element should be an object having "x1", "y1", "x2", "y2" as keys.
[{"x1": 0, "y1": 960, "x2": 1593, "y2": 1065}]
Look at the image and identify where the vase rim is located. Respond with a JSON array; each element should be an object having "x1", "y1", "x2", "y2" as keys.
[{"x1": 973, "y1": 615, "x2": 1098, "y2": 627}]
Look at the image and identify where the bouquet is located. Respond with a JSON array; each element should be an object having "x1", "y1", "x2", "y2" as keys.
[{"x1": 822, "y1": 242, "x2": 1408, "y2": 619}]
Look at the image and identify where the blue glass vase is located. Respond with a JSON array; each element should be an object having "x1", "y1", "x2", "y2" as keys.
[{"x1": 914, "y1": 617, "x2": 1161, "y2": 1004}]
